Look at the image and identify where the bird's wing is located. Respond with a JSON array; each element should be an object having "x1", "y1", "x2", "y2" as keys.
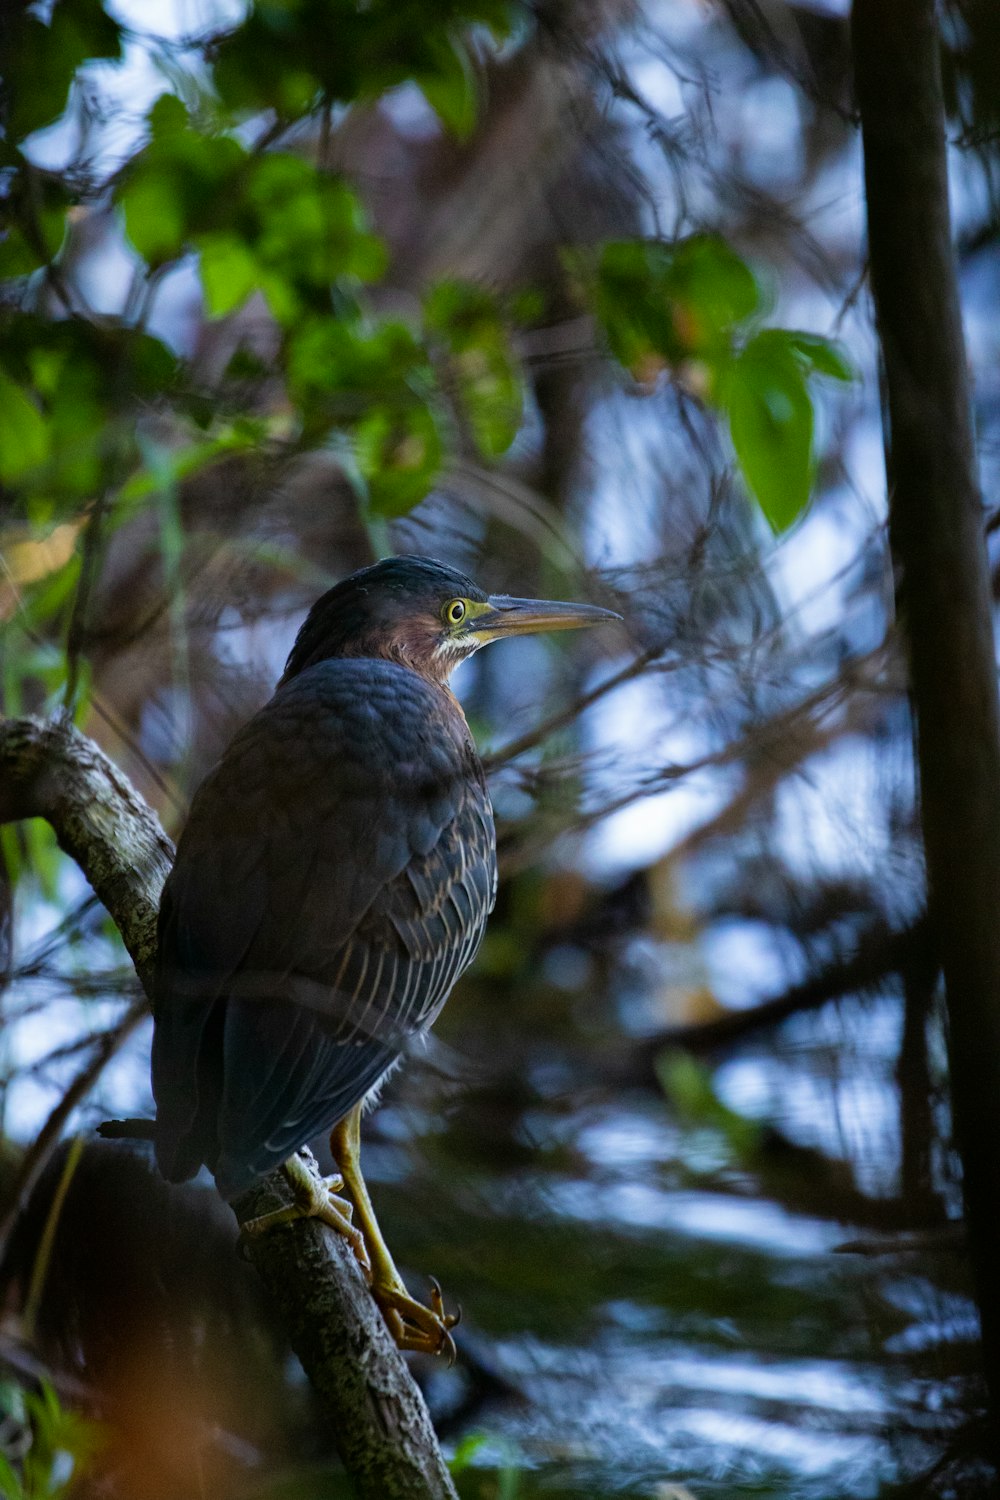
[
  {"x1": 152, "y1": 658, "x2": 496, "y2": 1191},
  {"x1": 214, "y1": 750, "x2": 495, "y2": 1191}
]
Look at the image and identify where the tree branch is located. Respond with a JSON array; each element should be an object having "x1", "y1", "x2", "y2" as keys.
[
  {"x1": 646, "y1": 916, "x2": 932, "y2": 1055},
  {"x1": 0, "y1": 714, "x2": 458, "y2": 1500},
  {"x1": 0, "y1": 716, "x2": 173, "y2": 994}
]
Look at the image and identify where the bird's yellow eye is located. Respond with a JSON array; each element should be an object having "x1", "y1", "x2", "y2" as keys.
[{"x1": 445, "y1": 599, "x2": 467, "y2": 626}]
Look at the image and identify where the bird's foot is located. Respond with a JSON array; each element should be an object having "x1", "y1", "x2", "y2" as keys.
[
  {"x1": 240, "y1": 1154, "x2": 372, "y2": 1278},
  {"x1": 373, "y1": 1272, "x2": 460, "y2": 1360},
  {"x1": 328, "y1": 1105, "x2": 460, "y2": 1357}
]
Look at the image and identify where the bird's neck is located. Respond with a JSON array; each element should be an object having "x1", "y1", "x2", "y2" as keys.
[{"x1": 381, "y1": 647, "x2": 467, "y2": 719}]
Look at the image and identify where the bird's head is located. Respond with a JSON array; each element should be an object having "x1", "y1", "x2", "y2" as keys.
[{"x1": 281, "y1": 555, "x2": 619, "y2": 685}]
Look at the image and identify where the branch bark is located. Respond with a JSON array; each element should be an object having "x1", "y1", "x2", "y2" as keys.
[
  {"x1": 0, "y1": 714, "x2": 459, "y2": 1500},
  {"x1": 853, "y1": 0, "x2": 1000, "y2": 1437}
]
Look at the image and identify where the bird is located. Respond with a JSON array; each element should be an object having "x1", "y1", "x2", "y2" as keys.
[{"x1": 147, "y1": 554, "x2": 618, "y2": 1355}]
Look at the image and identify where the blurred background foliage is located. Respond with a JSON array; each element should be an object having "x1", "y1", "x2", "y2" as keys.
[{"x1": 0, "y1": 0, "x2": 997, "y2": 1496}]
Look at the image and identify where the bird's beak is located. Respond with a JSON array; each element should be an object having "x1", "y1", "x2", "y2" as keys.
[{"x1": 467, "y1": 594, "x2": 621, "y2": 643}]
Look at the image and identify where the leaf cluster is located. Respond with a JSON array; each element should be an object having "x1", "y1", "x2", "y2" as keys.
[
  {"x1": 0, "y1": 0, "x2": 531, "y2": 717},
  {"x1": 212, "y1": 0, "x2": 515, "y2": 138},
  {"x1": 0, "y1": 0, "x2": 853, "y2": 734},
  {"x1": 590, "y1": 235, "x2": 852, "y2": 531}
]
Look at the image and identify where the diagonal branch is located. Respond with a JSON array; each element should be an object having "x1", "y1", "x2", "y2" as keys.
[{"x1": 0, "y1": 714, "x2": 458, "y2": 1500}]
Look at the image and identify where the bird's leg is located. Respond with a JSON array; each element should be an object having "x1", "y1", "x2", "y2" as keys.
[
  {"x1": 241, "y1": 1152, "x2": 371, "y2": 1279},
  {"x1": 330, "y1": 1103, "x2": 459, "y2": 1358}
]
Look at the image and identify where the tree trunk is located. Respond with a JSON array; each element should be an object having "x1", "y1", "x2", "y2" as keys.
[{"x1": 853, "y1": 0, "x2": 1000, "y2": 1439}]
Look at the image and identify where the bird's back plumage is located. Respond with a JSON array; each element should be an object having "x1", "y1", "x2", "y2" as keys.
[{"x1": 152, "y1": 656, "x2": 496, "y2": 1198}]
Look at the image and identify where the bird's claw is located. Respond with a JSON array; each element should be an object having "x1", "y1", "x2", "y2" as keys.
[
  {"x1": 240, "y1": 1162, "x2": 371, "y2": 1279},
  {"x1": 374, "y1": 1275, "x2": 461, "y2": 1361},
  {"x1": 313, "y1": 1177, "x2": 372, "y2": 1278}
]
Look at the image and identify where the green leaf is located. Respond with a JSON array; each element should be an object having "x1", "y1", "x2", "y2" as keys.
[
  {"x1": 213, "y1": 16, "x2": 323, "y2": 119},
  {"x1": 593, "y1": 234, "x2": 760, "y2": 379},
  {"x1": 212, "y1": 0, "x2": 518, "y2": 120},
  {"x1": 457, "y1": 342, "x2": 522, "y2": 456},
  {"x1": 0, "y1": 317, "x2": 177, "y2": 513},
  {"x1": 119, "y1": 168, "x2": 188, "y2": 265},
  {"x1": 117, "y1": 108, "x2": 247, "y2": 268},
  {"x1": 0, "y1": 159, "x2": 72, "y2": 278},
  {"x1": 450, "y1": 1432, "x2": 489, "y2": 1474},
  {"x1": 668, "y1": 233, "x2": 760, "y2": 348},
  {"x1": 0, "y1": 225, "x2": 46, "y2": 279},
  {"x1": 197, "y1": 232, "x2": 259, "y2": 316},
  {"x1": 148, "y1": 92, "x2": 189, "y2": 138},
  {"x1": 123, "y1": 327, "x2": 179, "y2": 398},
  {"x1": 724, "y1": 330, "x2": 815, "y2": 532},
  {"x1": 285, "y1": 317, "x2": 426, "y2": 428},
  {"x1": 656, "y1": 1049, "x2": 761, "y2": 1159},
  {"x1": 24, "y1": 817, "x2": 62, "y2": 904},
  {"x1": 785, "y1": 331, "x2": 853, "y2": 382},
  {"x1": 425, "y1": 280, "x2": 522, "y2": 456},
  {"x1": 6, "y1": 0, "x2": 123, "y2": 141},
  {"x1": 0, "y1": 375, "x2": 49, "y2": 482},
  {"x1": 0, "y1": 1452, "x2": 24, "y2": 1500},
  {"x1": 258, "y1": 268, "x2": 301, "y2": 328},
  {"x1": 355, "y1": 402, "x2": 443, "y2": 518},
  {"x1": 593, "y1": 240, "x2": 678, "y2": 374},
  {"x1": 248, "y1": 157, "x2": 387, "y2": 297},
  {"x1": 419, "y1": 35, "x2": 479, "y2": 139}
]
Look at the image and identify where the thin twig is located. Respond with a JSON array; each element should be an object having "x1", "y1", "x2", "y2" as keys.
[
  {"x1": 482, "y1": 645, "x2": 663, "y2": 770},
  {"x1": 0, "y1": 1001, "x2": 146, "y2": 1249},
  {"x1": 22, "y1": 1133, "x2": 86, "y2": 1339}
]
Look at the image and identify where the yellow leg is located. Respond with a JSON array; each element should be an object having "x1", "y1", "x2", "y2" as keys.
[
  {"x1": 330, "y1": 1103, "x2": 459, "y2": 1358},
  {"x1": 241, "y1": 1153, "x2": 371, "y2": 1278}
]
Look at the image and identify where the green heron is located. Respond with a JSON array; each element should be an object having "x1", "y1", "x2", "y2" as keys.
[{"x1": 150, "y1": 555, "x2": 617, "y2": 1354}]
